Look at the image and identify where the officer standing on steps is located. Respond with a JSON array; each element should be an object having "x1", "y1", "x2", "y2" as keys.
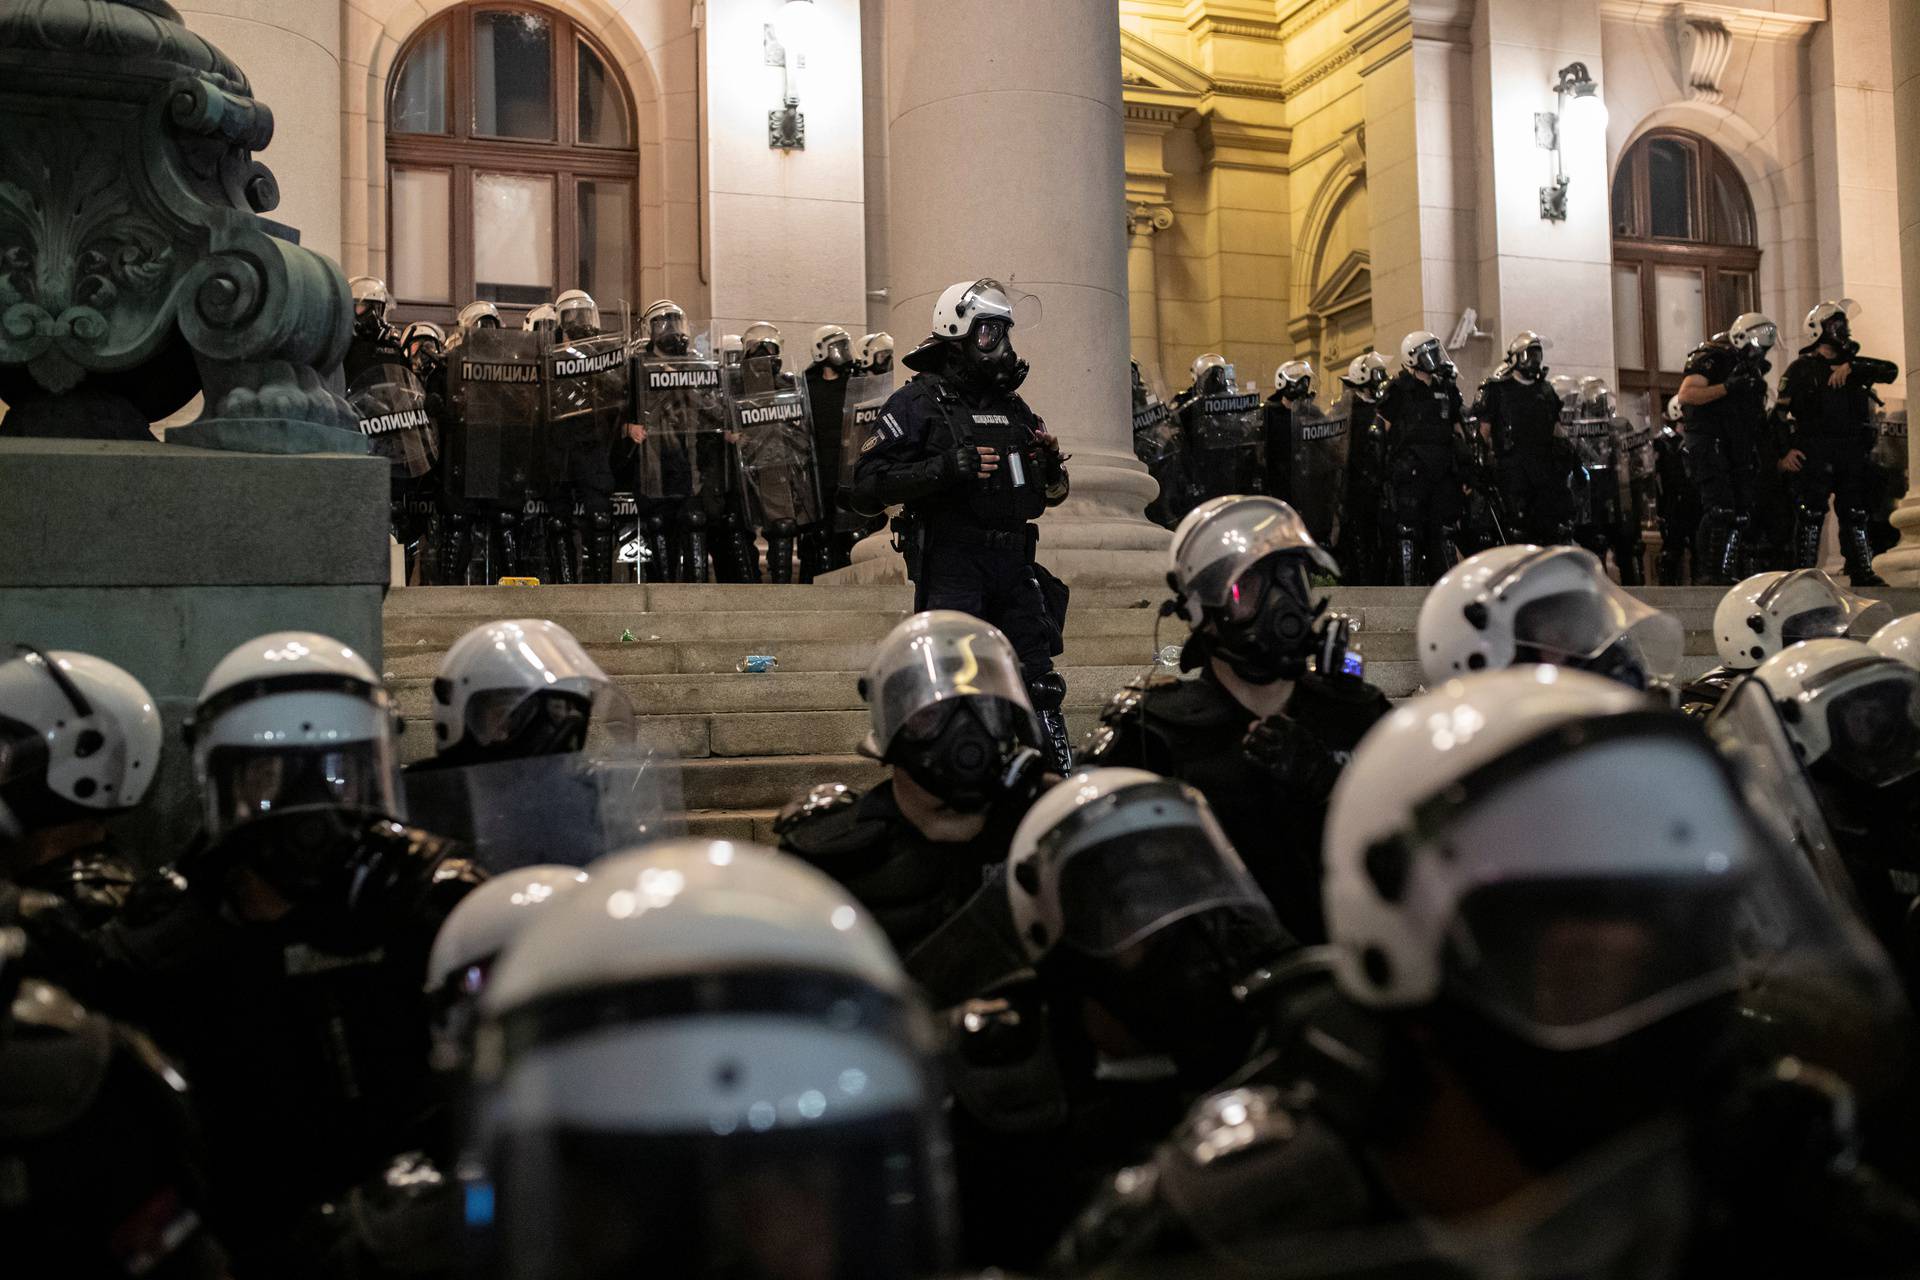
[
  {"x1": 1678, "y1": 313, "x2": 1778, "y2": 584},
  {"x1": 775, "y1": 611, "x2": 1056, "y2": 958},
  {"x1": 1654, "y1": 393, "x2": 1699, "y2": 584},
  {"x1": 802, "y1": 323, "x2": 858, "y2": 578},
  {"x1": 851, "y1": 278, "x2": 1075, "y2": 771},
  {"x1": 1376, "y1": 330, "x2": 1470, "y2": 585},
  {"x1": 1083, "y1": 495, "x2": 1391, "y2": 942},
  {"x1": 1337, "y1": 351, "x2": 1391, "y2": 583},
  {"x1": 1780, "y1": 299, "x2": 1899, "y2": 586},
  {"x1": 1472, "y1": 330, "x2": 1570, "y2": 546}
]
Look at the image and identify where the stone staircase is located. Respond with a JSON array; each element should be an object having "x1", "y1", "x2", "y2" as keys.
[{"x1": 382, "y1": 583, "x2": 1910, "y2": 843}]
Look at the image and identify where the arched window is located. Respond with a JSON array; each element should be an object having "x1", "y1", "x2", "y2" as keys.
[
  {"x1": 386, "y1": 4, "x2": 638, "y2": 325},
  {"x1": 1610, "y1": 130, "x2": 1759, "y2": 423}
]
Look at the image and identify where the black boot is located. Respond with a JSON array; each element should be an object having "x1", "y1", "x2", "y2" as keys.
[
  {"x1": 1395, "y1": 532, "x2": 1420, "y2": 587},
  {"x1": 1841, "y1": 513, "x2": 1887, "y2": 586},
  {"x1": 546, "y1": 517, "x2": 577, "y2": 584},
  {"x1": 1693, "y1": 510, "x2": 1734, "y2": 586},
  {"x1": 683, "y1": 510, "x2": 711, "y2": 584},
  {"x1": 1027, "y1": 673, "x2": 1073, "y2": 774},
  {"x1": 645, "y1": 515, "x2": 674, "y2": 583},
  {"x1": 497, "y1": 511, "x2": 524, "y2": 580},
  {"x1": 1792, "y1": 506, "x2": 1826, "y2": 570},
  {"x1": 766, "y1": 519, "x2": 797, "y2": 584},
  {"x1": 1425, "y1": 524, "x2": 1460, "y2": 585},
  {"x1": 442, "y1": 511, "x2": 471, "y2": 585},
  {"x1": 586, "y1": 512, "x2": 615, "y2": 584}
]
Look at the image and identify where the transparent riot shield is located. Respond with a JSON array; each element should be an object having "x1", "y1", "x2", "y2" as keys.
[
  {"x1": 1182, "y1": 390, "x2": 1266, "y2": 503},
  {"x1": 1567, "y1": 410, "x2": 1624, "y2": 528},
  {"x1": 633, "y1": 352, "x2": 728, "y2": 502},
  {"x1": 402, "y1": 694, "x2": 684, "y2": 873},
  {"x1": 547, "y1": 330, "x2": 631, "y2": 449},
  {"x1": 839, "y1": 370, "x2": 896, "y2": 495},
  {"x1": 348, "y1": 360, "x2": 434, "y2": 479},
  {"x1": 1287, "y1": 397, "x2": 1350, "y2": 547},
  {"x1": 730, "y1": 356, "x2": 823, "y2": 528},
  {"x1": 444, "y1": 328, "x2": 546, "y2": 503}
]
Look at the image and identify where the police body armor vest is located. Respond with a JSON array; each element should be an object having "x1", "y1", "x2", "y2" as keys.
[
  {"x1": 1482, "y1": 377, "x2": 1561, "y2": 457},
  {"x1": 932, "y1": 383, "x2": 1048, "y2": 528}
]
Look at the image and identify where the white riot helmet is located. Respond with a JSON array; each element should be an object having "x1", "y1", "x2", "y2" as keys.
[
  {"x1": 186, "y1": 633, "x2": 400, "y2": 843},
  {"x1": 1504, "y1": 330, "x2": 1550, "y2": 381},
  {"x1": 1753, "y1": 638, "x2": 1920, "y2": 790},
  {"x1": 401, "y1": 321, "x2": 445, "y2": 358},
  {"x1": 522, "y1": 304, "x2": 558, "y2": 335},
  {"x1": 855, "y1": 612, "x2": 1042, "y2": 810},
  {"x1": 554, "y1": 289, "x2": 599, "y2": 337},
  {"x1": 1168, "y1": 496, "x2": 1338, "y2": 681},
  {"x1": 431, "y1": 619, "x2": 624, "y2": 762},
  {"x1": 1339, "y1": 352, "x2": 1390, "y2": 402},
  {"x1": 1805, "y1": 298, "x2": 1859, "y2": 347},
  {"x1": 459, "y1": 301, "x2": 503, "y2": 332},
  {"x1": 1323, "y1": 667, "x2": 1789, "y2": 1049},
  {"x1": 1190, "y1": 353, "x2": 1234, "y2": 396},
  {"x1": 349, "y1": 275, "x2": 391, "y2": 316},
  {"x1": 811, "y1": 324, "x2": 854, "y2": 368},
  {"x1": 1664, "y1": 394, "x2": 1684, "y2": 425},
  {"x1": 1728, "y1": 312, "x2": 1778, "y2": 356},
  {"x1": 642, "y1": 299, "x2": 690, "y2": 356},
  {"x1": 1575, "y1": 376, "x2": 1617, "y2": 421},
  {"x1": 1712, "y1": 570, "x2": 1885, "y2": 670},
  {"x1": 1273, "y1": 359, "x2": 1313, "y2": 398},
  {"x1": 1549, "y1": 373, "x2": 1578, "y2": 413},
  {"x1": 1418, "y1": 545, "x2": 1683, "y2": 690},
  {"x1": 858, "y1": 332, "x2": 895, "y2": 376},
  {"x1": 740, "y1": 321, "x2": 782, "y2": 363},
  {"x1": 1400, "y1": 330, "x2": 1445, "y2": 375},
  {"x1": 475, "y1": 840, "x2": 956, "y2": 1277},
  {"x1": 1868, "y1": 614, "x2": 1920, "y2": 671},
  {"x1": 427, "y1": 864, "x2": 588, "y2": 1067},
  {"x1": 718, "y1": 333, "x2": 744, "y2": 368},
  {"x1": 0, "y1": 649, "x2": 162, "y2": 842}
]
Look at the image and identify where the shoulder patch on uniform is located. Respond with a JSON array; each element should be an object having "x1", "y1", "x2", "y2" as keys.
[{"x1": 774, "y1": 782, "x2": 862, "y2": 835}]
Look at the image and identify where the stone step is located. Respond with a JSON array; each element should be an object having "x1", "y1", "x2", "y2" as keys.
[
  {"x1": 685, "y1": 809, "x2": 784, "y2": 842},
  {"x1": 384, "y1": 606, "x2": 1166, "y2": 649},
  {"x1": 680, "y1": 754, "x2": 887, "y2": 811},
  {"x1": 385, "y1": 581, "x2": 1170, "y2": 616}
]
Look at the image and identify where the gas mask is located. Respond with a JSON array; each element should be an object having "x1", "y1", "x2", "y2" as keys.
[
  {"x1": 560, "y1": 314, "x2": 596, "y2": 342},
  {"x1": 651, "y1": 319, "x2": 690, "y2": 357},
  {"x1": 1408, "y1": 341, "x2": 1445, "y2": 375},
  {"x1": 1208, "y1": 553, "x2": 1327, "y2": 684},
  {"x1": 958, "y1": 318, "x2": 1026, "y2": 395},
  {"x1": 353, "y1": 302, "x2": 386, "y2": 339},
  {"x1": 1513, "y1": 344, "x2": 1545, "y2": 381},
  {"x1": 890, "y1": 696, "x2": 1040, "y2": 814},
  {"x1": 1820, "y1": 314, "x2": 1853, "y2": 351}
]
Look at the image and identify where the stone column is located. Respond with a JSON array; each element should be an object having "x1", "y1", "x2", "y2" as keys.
[
  {"x1": 174, "y1": 1, "x2": 343, "y2": 262},
  {"x1": 837, "y1": 0, "x2": 1165, "y2": 583},
  {"x1": 1127, "y1": 203, "x2": 1173, "y2": 373},
  {"x1": 1874, "y1": 0, "x2": 1920, "y2": 584}
]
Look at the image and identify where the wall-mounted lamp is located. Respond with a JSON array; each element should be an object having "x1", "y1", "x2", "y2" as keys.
[
  {"x1": 1536, "y1": 61, "x2": 1607, "y2": 222},
  {"x1": 768, "y1": 0, "x2": 815, "y2": 150}
]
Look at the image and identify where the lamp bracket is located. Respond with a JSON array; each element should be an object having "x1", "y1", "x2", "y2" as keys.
[
  {"x1": 769, "y1": 105, "x2": 806, "y2": 150},
  {"x1": 1539, "y1": 175, "x2": 1569, "y2": 222}
]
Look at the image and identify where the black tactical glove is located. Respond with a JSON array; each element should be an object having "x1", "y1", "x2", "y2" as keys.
[
  {"x1": 1242, "y1": 715, "x2": 1344, "y2": 800},
  {"x1": 948, "y1": 443, "x2": 983, "y2": 481},
  {"x1": 1726, "y1": 363, "x2": 1762, "y2": 394}
]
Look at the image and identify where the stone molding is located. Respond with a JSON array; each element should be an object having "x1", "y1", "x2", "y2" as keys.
[
  {"x1": 1278, "y1": 0, "x2": 1358, "y2": 42},
  {"x1": 1126, "y1": 200, "x2": 1176, "y2": 237},
  {"x1": 1597, "y1": 0, "x2": 1822, "y2": 44},
  {"x1": 1680, "y1": 16, "x2": 1735, "y2": 104}
]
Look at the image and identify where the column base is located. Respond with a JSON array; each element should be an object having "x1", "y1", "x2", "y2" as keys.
[
  {"x1": 818, "y1": 444, "x2": 1171, "y2": 586},
  {"x1": 1874, "y1": 494, "x2": 1920, "y2": 585}
]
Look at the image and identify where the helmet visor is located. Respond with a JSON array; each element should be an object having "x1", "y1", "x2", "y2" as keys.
[
  {"x1": 1764, "y1": 571, "x2": 1886, "y2": 644},
  {"x1": 866, "y1": 620, "x2": 1037, "y2": 757},
  {"x1": 204, "y1": 740, "x2": 397, "y2": 836},
  {"x1": 1511, "y1": 587, "x2": 1683, "y2": 683},
  {"x1": 1807, "y1": 666, "x2": 1920, "y2": 789},
  {"x1": 1053, "y1": 823, "x2": 1268, "y2": 958},
  {"x1": 649, "y1": 311, "x2": 689, "y2": 347},
  {"x1": 1177, "y1": 501, "x2": 1339, "y2": 612}
]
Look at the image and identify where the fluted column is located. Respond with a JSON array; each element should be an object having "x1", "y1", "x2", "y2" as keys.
[
  {"x1": 1874, "y1": 0, "x2": 1920, "y2": 583},
  {"x1": 834, "y1": 0, "x2": 1168, "y2": 584}
]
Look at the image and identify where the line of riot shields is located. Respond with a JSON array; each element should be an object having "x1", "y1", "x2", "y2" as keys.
[{"x1": 357, "y1": 323, "x2": 892, "y2": 585}]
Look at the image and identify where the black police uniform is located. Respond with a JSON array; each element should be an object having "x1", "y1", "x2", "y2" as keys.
[
  {"x1": 1084, "y1": 664, "x2": 1390, "y2": 944},
  {"x1": 851, "y1": 369, "x2": 1071, "y2": 736},
  {"x1": 802, "y1": 362, "x2": 854, "y2": 579},
  {"x1": 1339, "y1": 394, "x2": 1388, "y2": 584},
  {"x1": 1682, "y1": 341, "x2": 1768, "y2": 584},
  {"x1": 774, "y1": 778, "x2": 1037, "y2": 958},
  {"x1": 345, "y1": 320, "x2": 437, "y2": 572},
  {"x1": 1653, "y1": 424, "x2": 1699, "y2": 584},
  {"x1": 1375, "y1": 368, "x2": 1468, "y2": 585},
  {"x1": 541, "y1": 328, "x2": 621, "y2": 585},
  {"x1": 1473, "y1": 371, "x2": 1572, "y2": 544},
  {"x1": 11, "y1": 843, "x2": 140, "y2": 932},
  {"x1": 45, "y1": 820, "x2": 485, "y2": 1275},
  {"x1": 1781, "y1": 342, "x2": 1899, "y2": 583},
  {"x1": 1262, "y1": 392, "x2": 1294, "y2": 502}
]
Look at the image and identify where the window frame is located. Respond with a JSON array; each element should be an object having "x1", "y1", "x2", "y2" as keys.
[
  {"x1": 385, "y1": 2, "x2": 639, "y2": 326},
  {"x1": 1610, "y1": 129, "x2": 1761, "y2": 421}
]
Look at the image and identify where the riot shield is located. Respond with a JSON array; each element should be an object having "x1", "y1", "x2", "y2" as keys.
[
  {"x1": 633, "y1": 352, "x2": 728, "y2": 501},
  {"x1": 348, "y1": 360, "x2": 434, "y2": 479},
  {"x1": 839, "y1": 370, "x2": 896, "y2": 495},
  {"x1": 1182, "y1": 391, "x2": 1265, "y2": 503},
  {"x1": 1566, "y1": 410, "x2": 1624, "y2": 528},
  {"x1": 730, "y1": 356, "x2": 823, "y2": 528},
  {"x1": 547, "y1": 330, "x2": 632, "y2": 446},
  {"x1": 1287, "y1": 397, "x2": 1349, "y2": 546},
  {"x1": 444, "y1": 328, "x2": 546, "y2": 503}
]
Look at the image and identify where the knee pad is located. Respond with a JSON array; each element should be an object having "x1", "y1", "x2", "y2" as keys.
[
  {"x1": 644, "y1": 513, "x2": 667, "y2": 536},
  {"x1": 771, "y1": 518, "x2": 799, "y2": 538},
  {"x1": 1026, "y1": 671, "x2": 1068, "y2": 712},
  {"x1": 682, "y1": 508, "x2": 708, "y2": 532}
]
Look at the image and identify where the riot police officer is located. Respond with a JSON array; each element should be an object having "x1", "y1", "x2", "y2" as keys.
[
  {"x1": 1376, "y1": 330, "x2": 1469, "y2": 585},
  {"x1": 1176, "y1": 353, "x2": 1264, "y2": 506},
  {"x1": 0, "y1": 648, "x2": 157, "y2": 925},
  {"x1": 467, "y1": 841, "x2": 959, "y2": 1279},
  {"x1": 345, "y1": 276, "x2": 437, "y2": 578},
  {"x1": 1679, "y1": 313, "x2": 1778, "y2": 584},
  {"x1": 628, "y1": 298, "x2": 740, "y2": 582},
  {"x1": 1058, "y1": 668, "x2": 1920, "y2": 1278},
  {"x1": 1472, "y1": 330, "x2": 1571, "y2": 546},
  {"x1": 1263, "y1": 358, "x2": 1313, "y2": 501},
  {"x1": 1654, "y1": 393, "x2": 1699, "y2": 584},
  {"x1": 850, "y1": 278, "x2": 1074, "y2": 770},
  {"x1": 1566, "y1": 376, "x2": 1644, "y2": 583},
  {"x1": 1132, "y1": 358, "x2": 1185, "y2": 529},
  {"x1": 58, "y1": 633, "x2": 485, "y2": 1272},
  {"x1": 858, "y1": 331, "x2": 895, "y2": 377},
  {"x1": 439, "y1": 301, "x2": 542, "y2": 584},
  {"x1": 801, "y1": 324, "x2": 859, "y2": 578},
  {"x1": 775, "y1": 611, "x2": 1053, "y2": 957},
  {"x1": 1417, "y1": 544, "x2": 1683, "y2": 690},
  {"x1": 1084, "y1": 496, "x2": 1391, "y2": 942},
  {"x1": 731, "y1": 322, "x2": 825, "y2": 584},
  {"x1": 1679, "y1": 567, "x2": 1887, "y2": 715},
  {"x1": 1781, "y1": 299, "x2": 1900, "y2": 585},
  {"x1": 1337, "y1": 352, "x2": 1391, "y2": 582},
  {"x1": 541, "y1": 290, "x2": 623, "y2": 583}
]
